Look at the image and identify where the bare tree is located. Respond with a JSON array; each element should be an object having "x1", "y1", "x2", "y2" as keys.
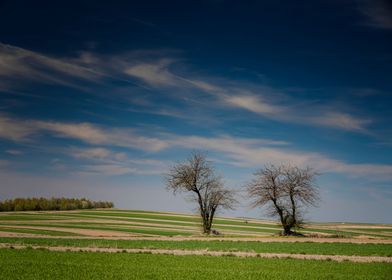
[
  {"x1": 246, "y1": 164, "x2": 319, "y2": 236},
  {"x1": 166, "y1": 152, "x2": 236, "y2": 234}
]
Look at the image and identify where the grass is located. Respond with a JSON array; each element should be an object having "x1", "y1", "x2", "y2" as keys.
[
  {"x1": 0, "y1": 214, "x2": 74, "y2": 221},
  {"x1": 56, "y1": 212, "x2": 281, "y2": 231},
  {"x1": 61, "y1": 215, "x2": 281, "y2": 235},
  {"x1": 67, "y1": 210, "x2": 282, "y2": 228},
  {"x1": 1, "y1": 209, "x2": 391, "y2": 238},
  {"x1": 0, "y1": 227, "x2": 80, "y2": 236},
  {"x1": 1, "y1": 237, "x2": 391, "y2": 256},
  {"x1": 0, "y1": 222, "x2": 195, "y2": 236},
  {"x1": 62, "y1": 220, "x2": 279, "y2": 235},
  {"x1": 1, "y1": 210, "x2": 391, "y2": 279},
  {"x1": 29, "y1": 223, "x2": 192, "y2": 236},
  {"x1": 0, "y1": 248, "x2": 390, "y2": 280}
]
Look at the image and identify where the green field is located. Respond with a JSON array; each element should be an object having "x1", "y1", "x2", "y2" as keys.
[
  {"x1": 1, "y1": 209, "x2": 391, "y2": 238},
  {"x1": 1, "y1": 237, "x2": 391, "y2": 256},
  {"x1": 0, "y1": 227, "x2": 80, "y2": 236},
  {"x1": 0, "y1": 209, "x2": 391, "y2": 279},
  {"x1": 0, "y1": 248, "x2": 390, "y2": 280}
]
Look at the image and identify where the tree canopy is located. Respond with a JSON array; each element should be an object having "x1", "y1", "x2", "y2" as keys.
[
  {"x1": 166, "y1": 152, "x2": 236, "y2": 234},
  {"x1": 247, "y1": 164, "x2": 319, "y2": 235},
  {"x1": 0, "y1": 197, "x2": 114, "y2": 212}
]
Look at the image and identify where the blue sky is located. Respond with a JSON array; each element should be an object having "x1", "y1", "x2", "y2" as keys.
[{"x1": 0, "y1": 0, "x2": 391, "y2": 223}]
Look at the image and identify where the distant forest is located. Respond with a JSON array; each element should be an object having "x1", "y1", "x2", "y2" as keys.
[{"x1": 0, "y1": 197, "x2": 114, "y2": 211}]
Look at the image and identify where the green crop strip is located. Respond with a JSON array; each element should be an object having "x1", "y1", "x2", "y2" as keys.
[
  {"x1": 1, "y1": 210, "x2": 390, "y2": 239},
  {"x1": 0, "y1": 215, "x2": 74, "y2": 221},
  {"x1": 0, "y1": 248, "x2": 390, "y2": 280},
  {"x1": 0, "y1": 227, "x2": 80, "y2": 236},
  {"x1": 1, "y1": 237, "x2": 391, "y2": 257},
  {"x1": 0, "y1": 223, "x2": 194, "y2": 237},
  {"x1": 66, "y1": 210, "x2": 282, "y2": 228},
  {"x1": 54, "y1": 213, "x2": 281, "y2": 234}
]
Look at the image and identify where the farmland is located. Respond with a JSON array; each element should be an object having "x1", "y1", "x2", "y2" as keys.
[
  {"x1": 1, "y1": 249, "x2": 391, "y2": 280},
  {"x1": 1, "y1": 209, "x2": 392, "y2": 238},
  {"x1": 0, "y1": 209, "x2": 391, "y2": 279}
]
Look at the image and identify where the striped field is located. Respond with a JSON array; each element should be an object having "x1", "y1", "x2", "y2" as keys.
[
  {"x1": 1, "y1": 209, "x2": 391, "y2": 279},
  {"x1": 1, "y1": 209, "x2": 391, "y2": 238}
]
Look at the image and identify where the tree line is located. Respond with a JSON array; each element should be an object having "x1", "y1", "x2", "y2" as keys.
[
  {"x1": 0, "y1": 197, "x2": 114, "y2": 212},
  {"x1": 166, "y1": 152, "x2": 320, "y2": 236}
]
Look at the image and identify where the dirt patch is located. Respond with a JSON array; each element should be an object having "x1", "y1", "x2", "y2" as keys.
[{"x1": 0, "y1": 243, "x2": 390, "y2": 263}]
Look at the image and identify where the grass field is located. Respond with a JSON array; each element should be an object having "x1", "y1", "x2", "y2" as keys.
[
  {"x1": 0, "y1": 209, "x2": 391, "y2": 279},
  {"x1": 1, "y1": 237, "x2": 391, "y2": 256},
  {"x1": 1, "y1": 248, "x2": 391, "y2": 280},
  {"x1": 1, "y1": 209, "x2": 391, "y2": 238}
]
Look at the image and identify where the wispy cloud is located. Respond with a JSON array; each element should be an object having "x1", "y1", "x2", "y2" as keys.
[
  {"x1": 224, "y1": 95, "x2": 284, "y2": 115},
  {"x1": 123, "y1": 59, "x2": 371, "y2": 133},
  {"x1": 78, "y1": 162, "x2": 167, "y2": 176},
  {"x1": 124, "y1": 59, "x2": 183, "y2": 87},
  {"x1": 67, "y1": 147, "x2": 167, "y2": 176},
  {"x1": 187, "y1": 79, "x2": 286, "y2": 115},
  {"x1": 311, "y1": 112, "x2": 372, "y2": 132},
  {"x1": 0, "y1": 43, "x2": 182, "y2": 94},
  {"x1": 0, "y1": 115, "x2": 168, "y2": 152},
  {"x1": 5, "y1": 150, "x2": 23, "y2": 156},
  {"x1": 357, "y1": 0, "x2": 392, "y2": 29},
  {"x1": 36, "y1": 121, "x2": 169, "y2": 152},
  {"x1": 0, "y1": 115, "x2": 36, "y2": 141},
  {"x1": 0, "y1": 114, "x2": 391, "y2": 180},
  {"x1": 60, "y1": 130, "x2": 388, "y2": 180},
  {"x1": 0, "y1": 43, "x2": 373, "y2": 133},
  {"x1": 77, "y1": 164, "x2": 139, "y2": 176},
  {"x1": 68, "y1": 147, "x2": 125, "y2": 160},
  {"x1": 170, "y1": 134, "x2": 392, "y2": 180},
  {"x1": 0, "y1": 43, "x2": 103, "y2": 90}
]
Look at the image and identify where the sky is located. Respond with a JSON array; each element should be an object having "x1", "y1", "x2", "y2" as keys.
[{"x1": 0, "y1": 0, "x2": 391, "y2": 223}]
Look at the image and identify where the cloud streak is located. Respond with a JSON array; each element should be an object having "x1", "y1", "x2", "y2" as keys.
[
  {"x1": 1, "y1": 115, "x2": 390, "y2": 180},
  {"x1": 67, "y1": 147, "x2": 167, "y2": 176},
  {"x1": 125, "y1": 59, "x2": 182, "y2": 87},
  {"x1": 0, "y1": 43, "x2": 372, "y2": 133},
  {"x1": 0, "y1": 115, "x2": 168, "y2": 152},
  {"x1": 0, "y1": 43, "x2": 103, "y2": 90},
  {"x1": 0, "y1": 115, "x2": 36, "y2": 141},
  {"x1": 170, "y1": 134, "x2": 392, "y2": 180},
  {"x1": 358, "y1": 0, "x2": 392, "y2": 29},
  {"x1": 123, "y1": 59, "x2": 371, "y2": 133}
]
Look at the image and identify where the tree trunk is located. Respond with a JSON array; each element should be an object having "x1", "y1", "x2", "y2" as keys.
[
  {"x1": 273, "y1": 202, "x2": 288, "y2": 235},
  {"x1": 202, "y1": 213, "x2": 211, "y2": 234},
  {"x1": 282, "y1": 225, "x2": 293, "y2": 236},
  {"x1": 194, "y1": 188, "x2": 209, "y2": 234},
  {"x1": 204, "y1": 224, "x2": 211, "y2": 234},
  {"x1": 289, "y1": 191, "x2": 297, "y2": 228},
  {"x1": 208, "y1": 208, "x2": 216, "y2": 231}
]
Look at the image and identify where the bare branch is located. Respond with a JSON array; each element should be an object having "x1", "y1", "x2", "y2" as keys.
[
  {"x1": 165, "y1": 152, "x2": 236, "y2": 234},
  {"x1": 246, "y1": 164, "x2": 320, "y2": 236}
]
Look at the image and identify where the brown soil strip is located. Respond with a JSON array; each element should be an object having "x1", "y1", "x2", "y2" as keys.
[{"x1": 0, "y1": 243, "x2": 390, "y2": 263}]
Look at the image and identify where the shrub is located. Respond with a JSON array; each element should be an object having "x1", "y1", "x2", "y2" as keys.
[{"x1": 0, "y1": 197, "x2": 114, "y2": 212}]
